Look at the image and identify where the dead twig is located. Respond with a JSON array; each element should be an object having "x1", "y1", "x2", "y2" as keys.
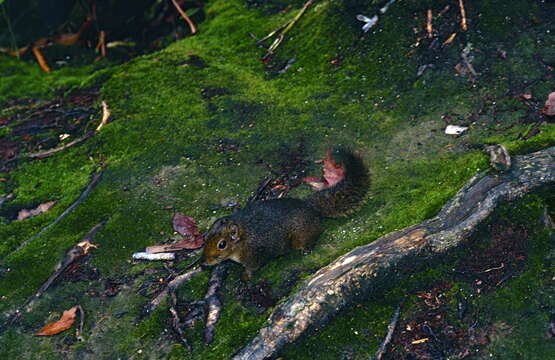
[
  {"x1": 94, "y1": 30, "x2": 107, "y2": 62},
  {"x1": 25, "y1": 132, "x2": 95, "y2": 160},
  {"x1": 373, "y1": 304, "x2": 401, "y2": 360},
  {"x1": 171, "y1": 0, "x2": 197, "y2": 35},
  {"x1": 95, "y1": 101, "x2": 111, "y2": 131},
  {"x1": 5, "y1": 222, "x2": 103, "y2": 327},
  {"x1": 480, "y1": 263, "x2": 504, "y2": 273},
  {"x1": 204, "y1": 263, "x2": 228, "y2": 344},
  {"x1": 426, "y1": 10, "x2": 433, "y2": 38},
  {"x1": 145, "y1": 266, "x2": 203, "y2": 314},
  {"x1": 248, "y1": 177, "x2": 272, "y2": 204},
  {"x1": 76, "y1": 305, "x2": 85, "y2": 341},
  {"x1": 31, "y1": 46, "x2": 50, "y2": 72},
  {"x1": 169, "y1": 291, "x2": 191, "y2": 349},
  {"x1": 442, "y1": 33, "x2": 457, "y2": 46},
  {"x1": 458, "y1": 0, "x2": 468, "y2": 31},
  {"x1": 256, "y1": 0, "x2": 314, "y2": 61},
  {"x1": 4, "y1": 101, "x2": 111, "y2": 164},
  {"x1": 10, "y1": 172, "x2": 103, "y2": 255}
]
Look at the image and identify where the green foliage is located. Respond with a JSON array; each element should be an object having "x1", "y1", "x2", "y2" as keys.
[{"x1": 0, "y1": 0, "x2": 553, "y2": 359}]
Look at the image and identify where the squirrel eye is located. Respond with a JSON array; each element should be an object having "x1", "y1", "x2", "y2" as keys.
[{"x1": 217, "y1": 240, "x2": 227, "y2": 250}]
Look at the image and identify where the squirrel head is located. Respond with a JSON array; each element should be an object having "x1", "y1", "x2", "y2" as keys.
[{"x1": 201, "y1": 216, "x2": 243, "y2": 266}]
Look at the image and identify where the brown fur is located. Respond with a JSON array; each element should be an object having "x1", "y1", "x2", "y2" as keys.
[{"x1": 201, "y1": 148, "x2": 369, "y2": 279}]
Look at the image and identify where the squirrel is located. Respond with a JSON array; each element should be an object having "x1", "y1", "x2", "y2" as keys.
[{"x1": 201, "y1": 148, "x2": 369, "y2": 279}]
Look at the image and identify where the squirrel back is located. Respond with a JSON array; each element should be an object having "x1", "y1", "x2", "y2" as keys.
[{"x1": 305, "y1": 148, "x2": 369, "y2": 218}]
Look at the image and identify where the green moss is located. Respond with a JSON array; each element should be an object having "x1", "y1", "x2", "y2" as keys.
[{"x1": 0, "y1": 0, "x2": 553, "y2": 358}]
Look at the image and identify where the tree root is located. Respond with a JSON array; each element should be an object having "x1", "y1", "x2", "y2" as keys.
[
  {"x1": 204, "y1": 263, "x2": 228, "y2": 344},
  {"x1": 233, "y1": 147, "x2": 555, "y2": 360}
]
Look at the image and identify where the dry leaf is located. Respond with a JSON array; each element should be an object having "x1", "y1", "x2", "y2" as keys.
[
  {"x1": 303, "y1": 151, "x2": 345, "y2": 191},
  {"x1": 35, "y1": 306, "x2": 78, "y2": 336},
  {"x1": 95, "y1": 101, "x2": 111, "y2": 132},
  {"x1": 542, "y1": 92, "x2": 555, "y2": 116},
  {"x1": 146, "y1": 213, "x2": 204, "y2": 253},
  {"x1": 76, "y1": 240, "x2": 98, "y2": 255},
  {"x1": 17, "y1": 201, "x2": 56, "y2": 221},
  {"x1": 171, "y1": 213, "x2": 204, "y2": 249}
]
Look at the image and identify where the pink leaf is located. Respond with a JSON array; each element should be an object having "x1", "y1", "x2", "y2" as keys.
[
  {"x1": 172, "y1": 213, "x2": 200, "y2": 237},
  {"x1": 542, "y1": 92, "x2": 555, "y2": 116},
  {"x1": 303, "y1": 151, "x2": 345, "y2": 191},
  {"x1": 147, "y1": 214, "x2": 204, "y2": 252}
]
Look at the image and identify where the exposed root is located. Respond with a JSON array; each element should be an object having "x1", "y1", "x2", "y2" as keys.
[{"x1": 233, "y1": 147, "x2": 555, "y2": 360}]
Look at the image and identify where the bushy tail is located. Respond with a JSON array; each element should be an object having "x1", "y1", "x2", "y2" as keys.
[{"x1": 306, "y1": 148, "x2": 369, "y2": 218}]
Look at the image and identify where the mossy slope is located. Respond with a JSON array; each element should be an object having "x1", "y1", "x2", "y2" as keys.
[{"x1": 0, "y1": 0, "x2": 554, "y2": 359}]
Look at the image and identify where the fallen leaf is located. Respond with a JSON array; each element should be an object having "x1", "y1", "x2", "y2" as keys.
[
  {"x1": 76, "y1": 240, "x2": 98, "y2": 255},
  {"x1": 303, "y1": 151, "x2": 345, "y2": 191},
  {"x1": 146, "y1": 213, "x2": 204, "y2": 252},
  {"x1": 17, "y1": 201, "x2": 56, "y2": 221},
  {"x1": 542, "y1": 92, "x2": 555, "y2": 116},
  {"x1": 35, "y1": 306, "x2": 78, "y2": 336},
  {"x1": 173, "y1": 213, "x2": 200, "y2": 237}
]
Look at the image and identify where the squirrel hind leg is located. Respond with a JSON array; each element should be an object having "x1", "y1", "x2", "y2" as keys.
[{"x1": 289, "y1": 218, "x2": 322, "y2": 250}]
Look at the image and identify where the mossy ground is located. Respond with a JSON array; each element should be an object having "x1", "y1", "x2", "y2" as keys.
[{"x1": 0, "y1": 0, "x2": 553, "y2": 359}]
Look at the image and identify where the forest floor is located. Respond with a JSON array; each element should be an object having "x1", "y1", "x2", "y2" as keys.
[{"x1": 0, "y1": 1, "x2": 554, "y2": 359}]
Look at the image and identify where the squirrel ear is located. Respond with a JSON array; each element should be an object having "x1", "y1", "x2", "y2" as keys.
[{"x1": 229, "y1": 224, "x2": 240, "y2": 242}]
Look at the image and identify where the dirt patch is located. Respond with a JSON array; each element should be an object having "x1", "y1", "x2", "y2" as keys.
[
  {"x1": 455, "y1": 225, "x2": 529, "y2": 293},
  {"x1": 236, "y1": 281, "x2": 276, "y2": 313},
  {"x1": 388, "y1": 282, "x2": 490, "y2": 360},
  {"x1": 386, "y1": 225, "x2": 531, "y2": 359}
]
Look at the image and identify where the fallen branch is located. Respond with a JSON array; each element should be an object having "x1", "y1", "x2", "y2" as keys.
[
  {"x1": 233, "y1": 147, "x2": 555, "y2": 360},
  {"x1": 373, "y1": 304, "x2": 401, "y2": 360},
  {"x1": 25, "y1": 132, "x2": 95, "y2": 160},
  {"x1": 10, "y1": 172, "x2": 103, "y2": 255}
]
